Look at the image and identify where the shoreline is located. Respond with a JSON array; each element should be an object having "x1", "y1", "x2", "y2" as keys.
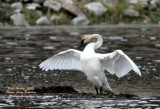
[{"x1": 1, "y1": 24, "x2": 160, "y2": 29}]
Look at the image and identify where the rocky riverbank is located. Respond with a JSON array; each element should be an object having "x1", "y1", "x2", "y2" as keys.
[{"x1": 0, "y1": 0, "x2": 160, "y2": 26}]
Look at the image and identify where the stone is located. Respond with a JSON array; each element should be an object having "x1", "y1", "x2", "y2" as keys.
[
  {"x1": 129, "y1": 0, "x2": 149, "y2": 8},
  {"x1": 123, "y1": 8, "x2": 140, "y2": 17},
  {"x1": 10, "y1": 13, "x2": 29, "y2": 26},
  {"x1": 60, "y1": 0, "x2": 73, "y2": 4},
  {"x1": 36, "y1": 16, "x2": 51, "y2": 25},
  {"x1": 36, "y1": 10, "x2": 43, "y2": 17},
  {"x1": 62, "y1": 2, "x2": 84, "y2": 16},
  {"x1": 71, "y1": 16, "x2": 90, "y2": 25},
  {"x1": 26, "y1": 3, "x2": 41, "y2": 10},
  {"x1": 102, "y1": 0, "x2": 119, "y2": 7},
  {"x1": 50, "y1": 15, "x2": 61, "y2": 22},
  {"x1": 84, "y1": 2, "x2": 107, "y2": 16},
  {"x1": 11, "y1": 2, "x2": 22, "y2": 13},
  {"x1": 150, "y1": 0, "x2": 160, "y2": 9},
  {"x1": 43, "y1": 0, "x2": 61, "y2": 12}
]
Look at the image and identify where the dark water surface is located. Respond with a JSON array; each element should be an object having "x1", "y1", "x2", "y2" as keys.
[{"x1": 0, "y1": 25, "x2": 160, "y2": 108}]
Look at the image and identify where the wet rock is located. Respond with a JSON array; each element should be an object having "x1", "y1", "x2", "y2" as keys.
[
  {"x1": 150, "y1": 0, "x2": 160, "y2": 9},
  {"x1": 10, "y1": 13, "x2": 29, "y2": 26},
  {"x1": 36, "y1": 16, "x2": 51, "y2": 25},
  {"x1": 43, "y1": 0, "x2": 62, "y2": 12},
  {"x1": 10, "y1": 2, "x2": 22, "y2": 13},
  {"x1": 34, "y1": 86, "x2": 78, "y2": 93},
  {"x1": 102, "y1": 0, "x2": 119, "y2": 7},
  {"x1": 26, "y1": 3, "x2": 41, "y2": 10},
  {"x1": 123, "y1": 8, "x2": 140, "y2": 17},
  {"x1": 71, "y1": 16, "x2": 90, "y2": 25},
  {"x1": 84, "y1": 2, "x2": 107, "y2": 16},
  {"x1": 62, "y1": 2, "x2": 84, "y2": 16}
]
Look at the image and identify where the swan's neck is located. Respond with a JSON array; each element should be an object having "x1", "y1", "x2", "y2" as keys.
[
  {"x1": 93, "y1": 34, "x2": 103, "y2": 49},
  {"x1": 83, "y1": 34, "x2": 103, "y2": 52}
]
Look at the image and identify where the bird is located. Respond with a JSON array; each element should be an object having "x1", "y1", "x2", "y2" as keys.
[{"x1": 39, "y1": 34, "x2": 141, "y2": 95}]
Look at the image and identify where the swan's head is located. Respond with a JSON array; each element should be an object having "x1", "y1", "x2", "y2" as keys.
[
  {"x1": 78, "y1": 35, "x2": 92, "y2": 48},
  {"x1": 78, "y1": 34, "x2": 102, "y2": 48}
]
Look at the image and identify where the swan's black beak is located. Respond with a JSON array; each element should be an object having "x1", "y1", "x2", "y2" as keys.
[{"x1": 77, "y1": 39, "x2": 84, "y2": 48}]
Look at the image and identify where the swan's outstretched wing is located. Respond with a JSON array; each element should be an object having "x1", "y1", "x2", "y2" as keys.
[
  {"x1": 97, "y1": 50, "x2": 141, "y2": 78},
  {"x1": 39, "y1": 49, "x2": 82, "y2": 71}
]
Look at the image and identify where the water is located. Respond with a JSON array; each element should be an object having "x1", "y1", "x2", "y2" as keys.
[{"x1": 0, "y1": 25, "x2": 160, "y2": 108}]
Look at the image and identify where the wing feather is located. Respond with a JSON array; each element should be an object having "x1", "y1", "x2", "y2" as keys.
[
  {"x1": 39, "y1": 49, "x2": 82, "y2": 71},
  {"x1": 97, "y1": 50, "x2": 141, "y2": 78}
]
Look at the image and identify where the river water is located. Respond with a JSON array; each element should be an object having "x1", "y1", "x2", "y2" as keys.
[{"x1": 0, "y1": 25, "x2": 160, "y2": 108}]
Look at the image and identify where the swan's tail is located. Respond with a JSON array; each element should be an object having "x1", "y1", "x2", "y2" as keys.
[{"x1": 103, "y1": 79, "x2": 114, "y2": 94}]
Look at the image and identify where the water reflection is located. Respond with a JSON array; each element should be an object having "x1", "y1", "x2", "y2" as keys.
[{"x1": 0, "y1": 95, "x2": 159, "y2": 108}]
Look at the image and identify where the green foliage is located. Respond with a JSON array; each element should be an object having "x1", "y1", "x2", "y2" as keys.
[{"x1": 21, "y1": 5, "x2": 39, "y2": 25}]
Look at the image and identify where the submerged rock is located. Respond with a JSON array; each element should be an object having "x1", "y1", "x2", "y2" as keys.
[
  {"x1": 123, "y1": 8, "x2": 140, "y2": 17},
  {"x1": 43, "y1": 0, "x2": 61, "y2": 12},
  {"x1": 84, "y1": 2, "x2": 107, "y2": 16},
  {"x1": 36, "y1": 16, "x2": 51, "y2": 25},
  {"x1": 71, "y1": 16, "x2": 90, "y2": 25},
  {"x1": 10, "y1": 13, "x2": 29, "y2": 26}
]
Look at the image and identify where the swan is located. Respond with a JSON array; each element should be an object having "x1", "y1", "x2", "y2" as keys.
[{"x1": 39, "y1": 34, "x2": 141, "y2": 95}]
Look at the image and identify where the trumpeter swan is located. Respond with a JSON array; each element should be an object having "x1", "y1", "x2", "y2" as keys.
[{"x1": 39, "y1": 34, "x2": 141, "y2": 94}]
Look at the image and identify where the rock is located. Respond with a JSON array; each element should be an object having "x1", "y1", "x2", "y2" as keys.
[
  {"x1": 62, "y1": 2, "x2": 84, "y2": 16},
  {"x1": 150, "y1": 0, "x2": 160, "y2": 9},
  {"x1": 50, "y1": 15, "x2": 61, "y2": 22},
  {"x1": 123, "y1": 8, "x2": 140, "y2": 17},
  {"x1": 60, "y1": 0, "x2": 73, "y2": 4},
  {"x1": 84, "y1": 2, "x2": 107, "y2": 16},
  {"x1": 129, "y1": 0, "x2": 149, "y2": 8},
  {"x1": 36, "y1": 10, "x2": 43, "y2": 17},
  {"x1": 10, "y1": 13, "x2": 29, "y2": 26},
  {"x1": 43, "y1": 0, "x2": 61, "y2": 12},
  {"x1": 10, "y1": 2, "x2": 22, "y2": 13},
  {"x1": 71, "y1": 16, "x2": 90, "y2": 25},
  {"x1": 36, "y1": 16, "x2": 51, "y2": 25},
  {"x1": 26, "y1": 3, "x2": 41, "y2": 10},
  {"x1": 102, "y1": 0, "x2": 119, "y2": 7}
]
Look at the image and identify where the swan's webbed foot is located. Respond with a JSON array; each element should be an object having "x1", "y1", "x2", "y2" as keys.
[{"x1": 95, "y1": 87, "x2": 103, "y2": 95}]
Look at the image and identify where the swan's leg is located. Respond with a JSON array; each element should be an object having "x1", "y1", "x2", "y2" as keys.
[
  {"x1": 95, "y1": 87, "x2": 99, "y2": 95},
  {"x1": 100, "y1": 87, "x2": 103, "y2": 95}
]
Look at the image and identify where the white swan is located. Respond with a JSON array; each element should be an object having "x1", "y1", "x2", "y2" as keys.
[{"x1": 39, "y1": 34, "x2": 141, "y2": 94}]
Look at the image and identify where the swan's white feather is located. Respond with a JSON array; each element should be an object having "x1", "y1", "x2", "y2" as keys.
[
  {"x1": 97, "y1": 50, "x2": 141, "y2": 78},
  {"x1": 39, "y1": 49, "x2": 82, "y2": 71},
  {"x1": 39, "y1": 34, "x2": 141, "y2": 94}
]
